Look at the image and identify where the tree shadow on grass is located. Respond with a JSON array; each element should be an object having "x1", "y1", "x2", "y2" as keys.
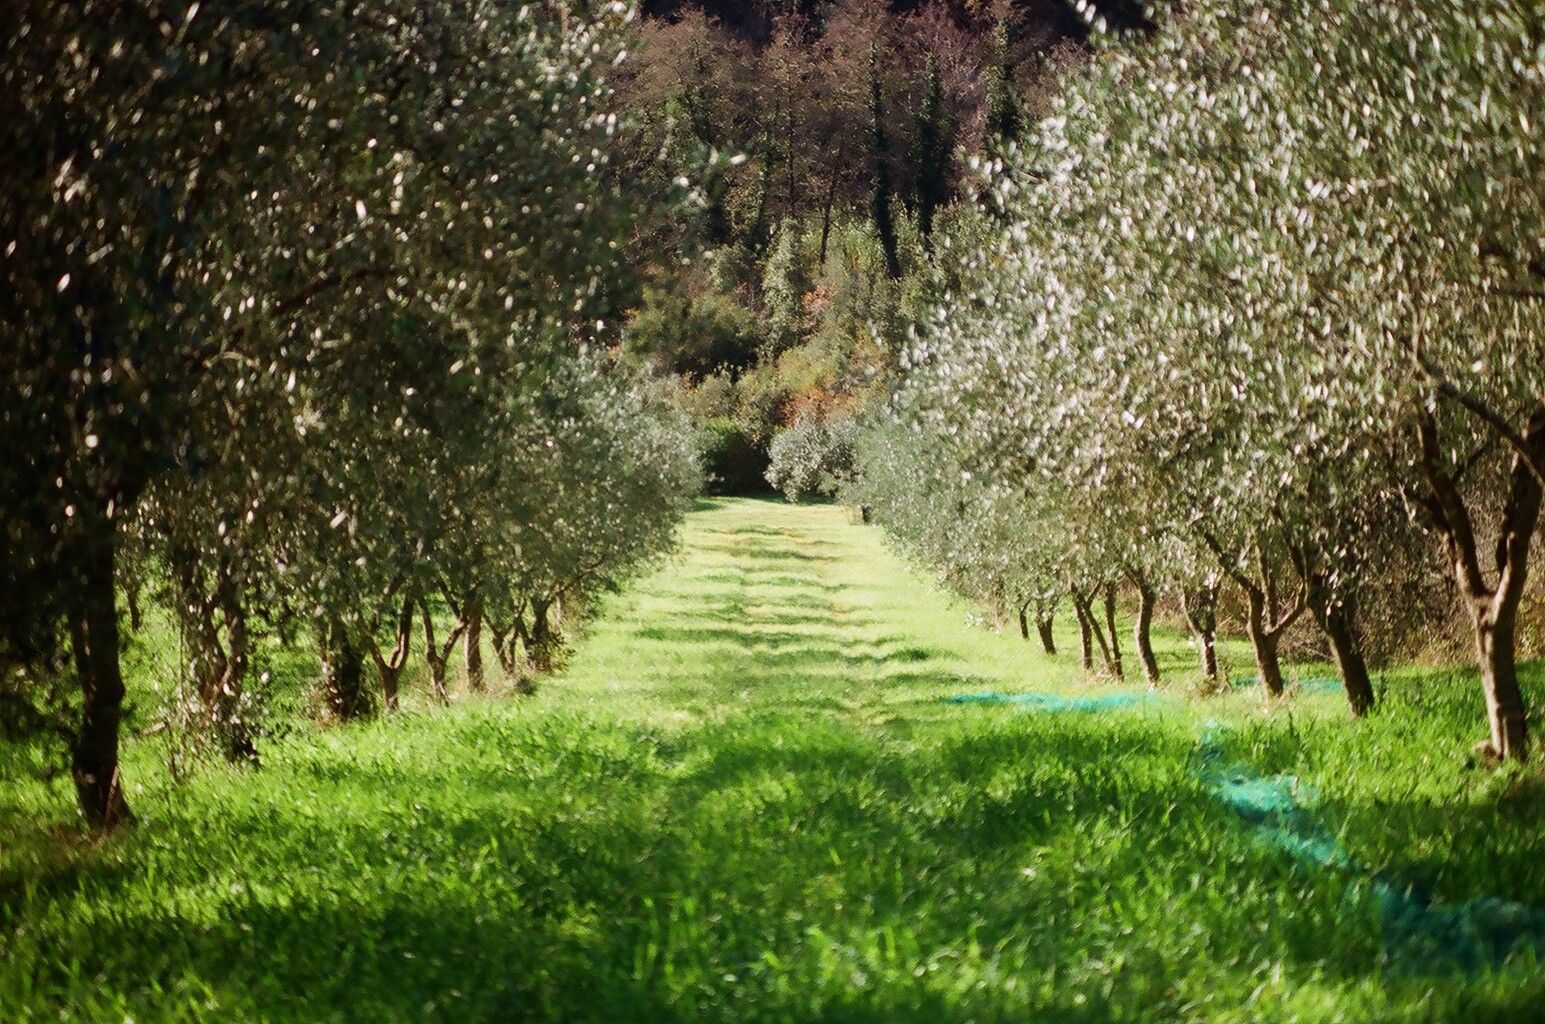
[{"x1": 12, "y1": 704, "x2": 1538, "y2": 1022}]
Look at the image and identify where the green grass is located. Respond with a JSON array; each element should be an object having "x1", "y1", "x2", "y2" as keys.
[{"x1": 2, "y1": 497, "x2": 1542, "y2": 1022}]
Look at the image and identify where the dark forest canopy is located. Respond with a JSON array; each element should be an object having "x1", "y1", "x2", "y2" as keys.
[{"x1": 639, "y1": 0, "x2": 1153, "y2": 43}]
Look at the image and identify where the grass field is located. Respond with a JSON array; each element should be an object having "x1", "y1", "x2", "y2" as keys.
[{"x1": 2, "y1": 498, "x2": 1542, "y2": 1022}]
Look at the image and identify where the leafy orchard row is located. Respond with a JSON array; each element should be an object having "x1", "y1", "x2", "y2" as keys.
[
  {"x1": 0, "y1": 1, "x2": 699, "y2": 829},
  {"x1": 850, "y1": 0, "x2": 1544, "y2": 760}
]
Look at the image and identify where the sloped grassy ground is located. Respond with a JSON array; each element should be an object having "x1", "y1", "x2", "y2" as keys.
[{"x1": 1, "y1": 498, "x2": 1541, "y2": 1022}]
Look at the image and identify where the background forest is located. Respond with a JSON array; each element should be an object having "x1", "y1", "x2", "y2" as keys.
[{"x1": 615, "y1": 0, "x2": 1125, "y2": 494}]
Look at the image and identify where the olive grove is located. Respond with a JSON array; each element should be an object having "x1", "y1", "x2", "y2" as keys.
[
  {"x1": 854, "y1": 0, "x2": 1544, "y2": 759},
  {"x1": 0, "y1": 0, "x2": 699, "y2": 828}
]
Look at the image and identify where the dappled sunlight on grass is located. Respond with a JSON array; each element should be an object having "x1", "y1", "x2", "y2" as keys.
[{"x1": 2, "y1": 499, "x2": 1542, "y2": 1022}]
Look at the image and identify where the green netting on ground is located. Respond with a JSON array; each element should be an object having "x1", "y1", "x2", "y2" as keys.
[
  {"x1": 1197, "y1": 725, "x2": 1545, "y2": 974},
  {"x1": 943, "y1": 692, "x2": 1545, "y2": 974},
  {"x1": 1229, "y1": 675, "x2": 1345, "y2": 695},
  {"x1": 943, "y1": 691, "x2": 1153, "y2": 712}
]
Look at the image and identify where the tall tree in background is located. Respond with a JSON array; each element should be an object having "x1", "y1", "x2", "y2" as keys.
[
  {"x1": 983, "y1": 16, "x2": 1020, "y2": 145},
  {"x1": 867, "y1": 44, "x2": 903, "y2": 280},
  {"x1": 913, "y1": 55, "x2": 953, "y2": 250}
]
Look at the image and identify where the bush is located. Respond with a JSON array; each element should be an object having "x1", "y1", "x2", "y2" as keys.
[
  {"x1": 765, "y1": 417, "x2": 858, "y2": 503},
  {"x1": 698, "y1": 418, "x2": 770, "y2": 496},
  {"x1": 625, "y1": 287, "x2": 761, "y2": 378}
]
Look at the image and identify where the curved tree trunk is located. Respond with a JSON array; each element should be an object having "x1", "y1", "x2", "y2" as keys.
[
  {"x1": 370, "y1": 593, "x2": 414, "y2": 712},
  {"x1": 173, "y1": 546, "x2": 258, "y2": 764},
  {"x1": 1132, "y1": 580, "x2": 1161, "y2": 689},
  {"x1": 1182, "y1": 584, "x2": 1219, "y2": 685},
  {"x1": 419, "y1": 599, "x2": 466, "y2": 705},
  {"x1": 1243, "y1": 589, "x2": 1286, "y2": 697},
  {"x1": 1298, "y1": 559, "x2": 1376, "y2": 718},
  {"x1": 207, "y1": 601, "x2": 255, "y2": 763},
  {"x1": 68, "y1": 516, "x2": 133, "y2": 830},
  {"x1": 1072, "y1": 593, "x2": 1095, "y2": 671},
  {"x1": 1414, "y1": 406, "x2": 1540, "y2": 761},
  {"x1": 1103, "y1": 583, "x2": 1124, "y2": 680},
  {"x1": 1073, "y1": 588, "x2": 1115, "y2": 676},
  {"x1": 1204, "y1": 535, "x2": 1305, "y2": 698}
]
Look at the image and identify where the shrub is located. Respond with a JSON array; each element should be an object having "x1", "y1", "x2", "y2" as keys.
[
  {"x1": 625, "y1": 287, "x2": 761, "y2": 378},
  {"x1": 765, "y1": 417, "x2": 858, "y2": 503}
]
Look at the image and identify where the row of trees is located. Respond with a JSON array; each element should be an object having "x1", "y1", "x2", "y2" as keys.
[
  {"x1": 854, "y1": 0, "x2": 1544, "y2": 760},
  {"x1": 1, "y1": 0, "x2": 699, "y2": 829}
]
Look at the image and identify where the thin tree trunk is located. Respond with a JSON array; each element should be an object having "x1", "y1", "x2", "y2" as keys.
[
  {"x1": 819, "y1": 166, "x2": 838, "y2": 266},
  {"x1": 173, "y1": 548, "x2": 257, "y2": 763},
  {"x1": 1073, "y1": 589, "x2": 1114, "y2": 675},
  {"x1": 1017, "y1": 603, "x2": 1030, "y2": 641},
  {"x1": 212, "y1": 598, "x2": 255, "y2": 763},
  {"x1": 419, "y1": 599, "x2": 466, "y2": 705},
  {"x1": 1182, "y1": 584, "x2": 1219, "y2": 685},
  {"x1": 68, "y1": 515, "x2": 133, "y2": 830},
  {"x1": 1132, "y1": 580, "x2": 1161, "y2": 689},
  {"x1": 370, "y1": 594, "x2": 414, "y2": 712},
  {"x1": 490, "y1": 620, "x2": 512, "y2": 672},
  {"x1": 490, "y1": 621, "x2": 522, "y2": 690},
  {"x1": 1073, "y1": 593, "x2": 1094, "y2": 671},
  {"x1": 493, "y1": 610, "x2": 538, "y2": 695},
  {"x1": 1103, "y1": 583, "x2": 1124, "y2": 679},
  {"x1": 463, "y1": 592, "x2": 485, "y2": 693},
  {"x1": 1204, "y1": 535, "x2": 1305, "y2": 697},
  {"x1": 1243, "y1": 588, "x2": 1286, "y2": 696},
  {"x1": 1036, "y1": 615, "x2": 1056, "y2": 655}
]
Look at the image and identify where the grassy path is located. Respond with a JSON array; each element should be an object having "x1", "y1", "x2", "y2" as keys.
[{"x1": 2, "y1": 499, "x2": 1542, "y2": 1022}]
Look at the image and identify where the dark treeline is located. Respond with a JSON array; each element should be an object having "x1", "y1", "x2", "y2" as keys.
[{"x1": 615, "y1": 0, "x2": 1134, "y2": 495}]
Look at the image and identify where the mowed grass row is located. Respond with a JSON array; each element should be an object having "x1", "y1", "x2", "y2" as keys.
[{"x1": 1, "y1": 498, "x2": 1542, "y2": 1022}]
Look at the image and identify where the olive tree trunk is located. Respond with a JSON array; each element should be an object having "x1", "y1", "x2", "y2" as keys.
[
  {"x1": 528, "y1": 596, "x2": 561, "y2": 675},
  {"x1": 1243, "y1": 588, "x2": 1286, "y2": 696},
  {"x1": 172, "y1": 546, "x2": 258, "y2": 763},
  {"x1": 1103, "y1": 583, "x2": 1124, "y2": 680},
  {"x1": 1415, "y1": 408, "x2": 1542, "y2": 760},
  {"x1": 1072, "y1": 592, "x2": 1095, "y2": 671},
  {"x1": 1204, "y1": 535, "x2": 1305, "y2": 697},
  {"x1": 1127, "y1": 573, "x2": 1161, "y2": 689},
  {"x1": 1182, "y1": 584, "x2": 1220, "y2": 685},
  {"x1": 369, "y1": 593, "x2": 414, "y2": 712},
  {"x1": 67, "y1": 513, "x2": 133, "y2": 830},
  {"x1": 321, "y1": 617, "x2": 370, "y2": 722},
  {"x1": 1036, "y1": 615, "x2": 1056, "y2": 655},
  {"x1": 463, "y1": 591, "x2": 485, "y2": 693},
  {"x1": 1292, "y1": 549, "x2": 1376, "y2": 718},
  {"x1": 419, "y1": 598, "x2": 466, "y2": 705},
  {"x1": 1321, "y1": 598, "x2": 1374, "y2": 717}
]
